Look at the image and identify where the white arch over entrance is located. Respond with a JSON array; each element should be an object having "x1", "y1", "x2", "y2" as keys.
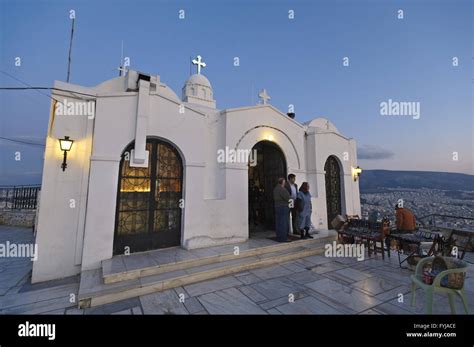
[{"x1": 234, "y1": 125, "x2": 301, "y2": 170}]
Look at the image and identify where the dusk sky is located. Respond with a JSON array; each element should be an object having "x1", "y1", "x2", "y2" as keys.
[{"x1": 0, "y1": 0, "x2": 472, "y2": 185}]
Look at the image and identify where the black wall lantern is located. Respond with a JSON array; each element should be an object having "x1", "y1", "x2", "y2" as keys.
[{"x1": 59, "y1": 136, "x2": 74, "y2": 171}]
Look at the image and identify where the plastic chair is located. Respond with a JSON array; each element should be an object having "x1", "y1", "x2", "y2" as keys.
[{"x1": 410, "y1": 256, "x2": 470, "y2": 314}]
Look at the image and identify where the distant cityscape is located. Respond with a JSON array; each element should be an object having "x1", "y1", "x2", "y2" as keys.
[{"x1": 361, "y1": 188, "x2": 474, "y2": 231}]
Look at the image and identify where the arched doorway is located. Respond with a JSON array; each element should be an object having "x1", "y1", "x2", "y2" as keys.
[
  {"x1": 113, "y1": 138, "x2": 183, "y2": 255},
  {"x1": 248, "y1": 141, "x2": 287, "y2": 232},
  {"x1": 324, "y1": 156, "x2": 342, "y2": 229}
]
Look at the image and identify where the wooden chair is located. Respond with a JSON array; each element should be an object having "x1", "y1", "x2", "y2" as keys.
[
  {"x1": 338, "y1": 216, "x2": 390, "y2": 259},
  {"x1": 365, "y1": 221, "x2": 390, "y2": 259},
  {"x1": 336, "y1": 215, "x2": 359, "y2": 243},
  {"x1": 391, "y1": 230, "x2": 444, "y2": 268},
  {"x1": 444, "y1": 229, "x2": 473, "y2": 259}
]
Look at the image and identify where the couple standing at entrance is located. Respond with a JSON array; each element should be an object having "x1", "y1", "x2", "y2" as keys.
[{"x1": 273, "y1": 174, "x2": 313, "y2": 242}]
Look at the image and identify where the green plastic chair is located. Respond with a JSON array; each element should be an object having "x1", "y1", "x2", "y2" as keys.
[{"x1": 410, "y1": 256, "x2": 470, "y2": 314}]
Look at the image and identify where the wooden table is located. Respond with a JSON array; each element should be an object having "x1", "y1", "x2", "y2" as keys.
[{"x1": 389, "y1": 230, "x2": 444, "y2": 268}]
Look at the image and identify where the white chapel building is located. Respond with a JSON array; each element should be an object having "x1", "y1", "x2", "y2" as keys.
[{"x1": 32, "y1": 57, "x2": 361, "y2": 283}]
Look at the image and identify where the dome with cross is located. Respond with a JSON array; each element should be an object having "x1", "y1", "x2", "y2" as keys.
[
  {"x1": 182, "y1": 55, "x2": 216, "y2": 108},
  {"x1": 186, "y1": 73, "x2": 211, "y2": 88}
]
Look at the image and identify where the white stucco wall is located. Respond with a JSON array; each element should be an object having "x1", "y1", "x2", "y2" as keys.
[
  {"x1": 80, "y1": 84, "x2": 210, "y2": 270},
  {"x1": 32, "y1": 83, "x2": 95, "y2": 283},
  {"x1": 308, "y1": 127, "x2": 361, "y2": 229}
]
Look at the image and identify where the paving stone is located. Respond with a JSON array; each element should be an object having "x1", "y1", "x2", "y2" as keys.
[
  {"x1": 84, "y1": 297, "x2": 141, "y2": 315},
  {"x1": 132, "y1": 306, "x2": 143, "y2": 315},
  {"x1": 140, "y1": 289, "x2": 188, "y2": 315},
  {"x1": 305, "y1": 278, "x2": 383, "y2": 313},
  {"x1": 184, "y1": 276, "x2": 241, "y2": 297},
  {"x1": 309, "y1": 261, "x2": 346, "y2": 274},
  {"x1": 373, "y1": 285, "x2": 411, "y2": 302},
  {"x1": 350, "y1": 276, "x2": 401, "y2": 296},
  {"x1": 330, "y1": 268, "x2": 373, "y2": 282},
  {"x1": 333, "y1": 256, "x2": 362, "y2": 265},
  {"x1": 250, "y1": 277, "x2": 306, "y2": 301},
  {"x1": 280, "y1": 261, "x2": 307, "y2": 273},
  {"x1": 1, "y1": 283, "x2": 79, "y2": 310},
  {"x1": 266, "y1": 308, "x2": 282, "y2": 315},
  {"x1": 351, "y1": 263, "x2": 373, "y2": 272},
  {"x1": 65, "y1": 308, "x2": 85, "y2": 315},
  {"x1": 286, "y1": 270, "x2": 323, "y2": 284},
  {"x1": 259, "y1": 296, "x2": 292, "y2": 311},
  {"x1": 370, "y1": 303, "x2": 413, "y2": 315},
  {"x1": 197, "y1": 287, "x2": 266, "y2": 314},
  {"x1": 275, "y1": 296, "x2": 346, "y2": 314},
  {"x1": 39, "y1": 308, "x2": 66, "y2": 314},
  {"x1": 358, "y1": 308, "x2": 381, "y2": 314},
  {"x1": 173, "y1": 286, "x2": 189, "y2": 298},
  {"x1": 122, "y1": 254, "x2": 156, "y2": 271},
  {"x1": 367, "y1": 268, "x2": 412, "y2": 285},
  {"x1": 300, "y1": 255, "x2": 334, "y2": 265},
  {"x1": 0, "y1": 285, "x2": 12, "y2": 295},
  {"x1": 250, "y1": 265, "x2": 293, "y2": 280},
  {"x1": 238, "y1": 285, "x2": 268, "y2": 303},
  {"x1": 148, "y1": 248, "x2": 198, "y2": 265},
  {"x1": 18, "y1": 275, "x2": 79, "y2": 293},
  {"x1": 2, "y1": 295, "x2": 75, "y2": 314},
  {"x1": 234, "y1": 272, "x2": 262, "y2": 285},
  {"x1": 183, "y1": 297, "x2": 205, "y2": 314},
  {"x1": 259, "y1": 291, "x2": 307, "y2": 311},
  {"x1": 189, "y1": 247, "x2": 221, "y2": 258}
]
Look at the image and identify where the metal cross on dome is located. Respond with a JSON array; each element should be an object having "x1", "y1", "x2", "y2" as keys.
[
  {"x1": 258, "y1": 89, "x2": 271, "y2": 105},
  {"x1": 192, "y1": 55, "x2": 206, "y2": 74}
]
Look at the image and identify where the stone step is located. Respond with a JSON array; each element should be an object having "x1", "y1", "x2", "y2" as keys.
[
  {"x1": 102, "y1": 233, "x2": 334, "y2": 284},
  {"x1": 79, "y1": 233, "x2": 336, "y2": 308}
]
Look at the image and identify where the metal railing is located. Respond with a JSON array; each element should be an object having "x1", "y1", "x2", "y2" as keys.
[
  {"x1": 0, "y1": 185, "x2": 41, "y2": 210},
  {"x1": 417, "y1": 213, "x2": 474, "y2": 231}
]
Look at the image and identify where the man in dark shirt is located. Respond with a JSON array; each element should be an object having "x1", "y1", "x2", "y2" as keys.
[
  {"x1": 284, "y1": 174, "x2": 299, "y2": 235},
  {"x1": 273, "y1": 177, "x2": 291, "y2": 242}
]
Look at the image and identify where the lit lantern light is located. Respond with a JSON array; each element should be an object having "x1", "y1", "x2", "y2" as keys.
[
  {"x1": 267, "y1": 134, "x2": 274, "y2": 142},
  {"x1": 352, "y1": 166, "x2": 362, "y2": 182},
  {"x1": 59, "y1": 136, "x2": 74, "y2": 171}
]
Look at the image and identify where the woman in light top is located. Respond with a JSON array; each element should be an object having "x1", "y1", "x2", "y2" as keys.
[{"x1": 296, "y1": 182, "x2": 314, "y2": 239}]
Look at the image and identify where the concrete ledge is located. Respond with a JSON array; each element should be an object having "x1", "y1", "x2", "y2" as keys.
[{"x1": 0, "y1": 210, "x2": 36, "y2": 228}]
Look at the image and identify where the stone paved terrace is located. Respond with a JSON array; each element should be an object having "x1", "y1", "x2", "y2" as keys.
[{"x1": 1, "y1": 226, "x2": 473, "y2": 315}]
